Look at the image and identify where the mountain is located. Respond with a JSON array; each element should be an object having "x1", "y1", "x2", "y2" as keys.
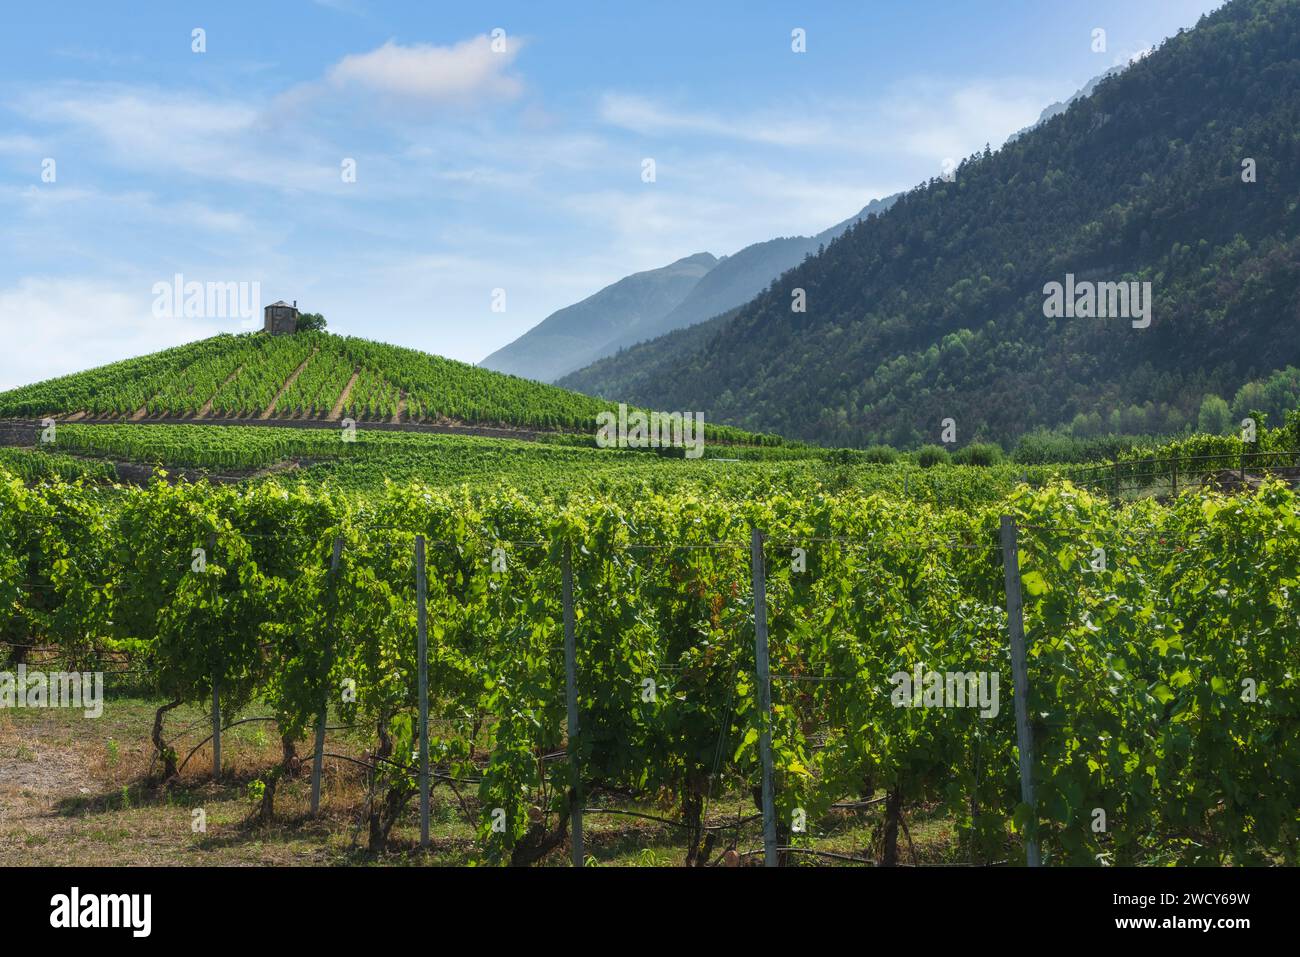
[
  {"x1": 499, "y1": 64, "x2": 1115, "y2": 389},
  {"x1": 560, "y1": 0, "x2": 1300, "y2": 448},
  {"x1": 478, "y1": 253, "x2": 716, "y2": 383},
  {"x1": 562, "y1": 62, "x2": 1145, "y2": 414},
  {"x1": 480, "y1": 196, "x2": 899, "y2": 383},
  {"x1": 596, "y1": 195, "x2": 901, "y2": 355},
  {"x1": 1008, "y1": 64, "x2": 1128, "y2": 142}
]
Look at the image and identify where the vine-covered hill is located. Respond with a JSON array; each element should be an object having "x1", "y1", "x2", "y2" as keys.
[
  {"x1": 560, "y1": 0, "x2": 1300, "y2": 448},
  {"x1": 0, "y1": 331, "x2": 718, "y2": 435}
]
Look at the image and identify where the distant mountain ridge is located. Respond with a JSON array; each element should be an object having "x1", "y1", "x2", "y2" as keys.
[
  {"x1": 597, "y1": 194, "x2": 901, "y2": 356},
  {"x1": 478, "y1": 253, "x2": 717, "y2": 383},
  {"x1": 479, "y1": 195, "x2": 899, "y2": 382},
  {"x1": 1008, "y1": 64, "x2": 1128, "y2": 142}
]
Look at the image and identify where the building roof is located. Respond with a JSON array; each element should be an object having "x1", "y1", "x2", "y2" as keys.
[{"x1": 266, "y1": 300, "x2": 297, "y2": 309}]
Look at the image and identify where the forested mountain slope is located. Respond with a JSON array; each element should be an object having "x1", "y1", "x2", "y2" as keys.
[{"x1": 561, "y1": 0, "x2": 1300, "y2": 448}]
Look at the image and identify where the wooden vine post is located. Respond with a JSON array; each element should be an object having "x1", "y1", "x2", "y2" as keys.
[
  {"x1": 750, "y1": 527, "x2": 779, "y2": 867},
  {"x1": 208, "y1": 531, "x2": 221, "y2": 781},
  {"x1": 562, "y1": 543, "x2": 584, "y2": 866},
  {"x1": 311, "y1": 535, "x2": 345, "y2": 815},
  {"x1": 999, "y1": 516, "x2": 1041, "y2": 867},
  {"x1": 416, "y1": 535, "x2": 430, "y2": 849}
]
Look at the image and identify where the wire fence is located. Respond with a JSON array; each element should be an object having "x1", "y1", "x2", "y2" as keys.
[{"x1": 1066, "y1": 448, "x2": 1300, "y2": 498}]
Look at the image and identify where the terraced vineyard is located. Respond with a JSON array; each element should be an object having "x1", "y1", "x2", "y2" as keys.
[
  {"x1": 207, "y1": 335, "x2": 316, "y2": 417},
  {"x1": 0, "y1": 332, "x2": 781, "y2": 451},
  {"x1": 0, "y1": 446, "x2": 116, "y2": 483},
  {"x1": 21, "y1": 421, "x2": 1051, "y2": 501},
  {"x1": 0, "y1": 337, "x2": 241, "y2": 418}
]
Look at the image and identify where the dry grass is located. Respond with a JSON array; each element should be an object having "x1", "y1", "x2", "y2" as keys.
[{"x1": 0, "y1": 692, "x2": 976, "y2": 867}]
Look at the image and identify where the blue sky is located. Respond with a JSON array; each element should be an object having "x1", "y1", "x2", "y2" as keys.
[{"x1": 0, "y1": 0, "x2": 1224, "y2": 389}]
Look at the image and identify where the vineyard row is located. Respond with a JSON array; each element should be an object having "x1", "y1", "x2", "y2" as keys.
[{"x1": 1, "y1": 470, "x2": 1296, "y2": 864}]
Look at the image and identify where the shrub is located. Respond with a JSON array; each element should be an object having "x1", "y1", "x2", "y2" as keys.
[
  {"x1": 915, "y1": 445, "x2": 951, "y2": 468},
  {"x1": 1011, "y1": 429, "x2": 1162, "y2": 465},
  {"x1": 825, "y1": 448, "x2": 865, "y2": 465},
  {"x1": 953, "y1": 442, "x2": 1004, "y2": 467},
  {"x1": 860, "y1": 445, "x2": 900, "y2": 464},
  {"x1": 1196, "y1": 394, "x2": 1231, "y2": 436}
]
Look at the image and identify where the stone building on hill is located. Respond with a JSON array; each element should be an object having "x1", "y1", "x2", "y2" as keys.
[{"x1": 264, "y1": 300, "x2": 299, "y2": 335}]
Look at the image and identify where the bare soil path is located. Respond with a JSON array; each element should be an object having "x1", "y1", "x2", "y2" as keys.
[
  {"x1": 262, "y1": 348, "x2": 318, "y2": 420},
  {"x1": 197, "y1": 365, "x2": 246, "y2": 419},
  {"x1": 329, "y1": 370, "x2": 360, "y2": 421}
]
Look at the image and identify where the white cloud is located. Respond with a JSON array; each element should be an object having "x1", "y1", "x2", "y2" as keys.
[
  {"x1": 11, "y1": 35, "x2": 531, "y2": 194},
  {"x1": 599, "y1": 79, "x2": 1053, "y2": 165},
  {"x1": 327, "y1": 36, "x2": 523, "y2": 104},
  {"x1": 30, "y1": 86, "x2": 255, "y2": 153},
  {"x1": 0, "y1": 134, "x2": 44, "y2": 156},
  {"x1": 5, "y1": 184, "x2": 98, "y2": 206},
  {"x1": 3, "y1": 185, "x2": 248, "y2": 234},
  {"x1": 14, "y1": 85, "x2": 337, "y2": 192},
  {"x1": 557, "y1": 141, "x2": 899, "y2": 262},
  {"x1": 0, "y1": 277, "x2": 227, "y2": 390},
  {"x1": 885, "y1": 79, "x2": 1051, "y2": 162},
  {"x1": 312, "y1": 0, "x2": 366, "y2": 14},
  {"x1": 599, "y1": 93, "x2": 834, "y2": 147}
]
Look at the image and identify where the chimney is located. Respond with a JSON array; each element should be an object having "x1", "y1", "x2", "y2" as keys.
[{"x1": 293, "y1": 300, "x2": 297, "y2": 308}]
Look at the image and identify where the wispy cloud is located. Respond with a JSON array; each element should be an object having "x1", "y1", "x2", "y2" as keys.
[
  {"x1": 11, "y1": 34, "x2": 531, "y2": 195},
  {"x1": 312, "y1": 0, "x2": 368, "y2": 15},
  {"x1": 11, "y1": 85, "x2": 337, "y2": 191},
  {"x1": 882, "y1": 78, "x2": 1051, "y2": 162},
  {"x1": 599, "y1": 93, "x2": 834, "y2": 147},
  {"x1": 0, "y1": 133, "x2": 45, "y2": 156},
  {"x1": 600, "y1": 78, "x2": 1055, "y2": 165},
  {"x1": 562, "y1": 156, "x2": 890, "y2": 266},
  {"x1": 0, "y1": 276, "x2": 228, "y2": 390},
  {"x1": 326, "y1": 36, "x2": 524, "y2": 104}
]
